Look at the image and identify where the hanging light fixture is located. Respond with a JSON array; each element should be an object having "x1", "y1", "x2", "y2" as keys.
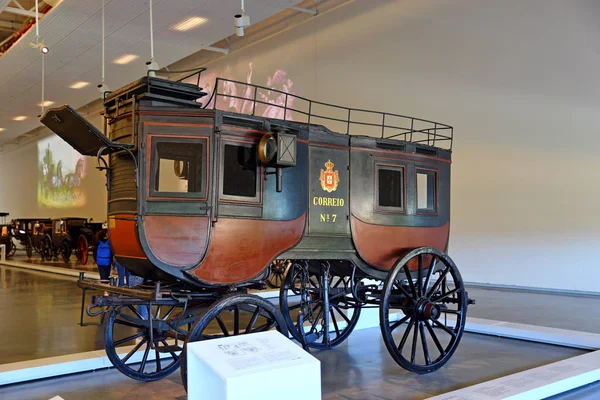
[
  {"x1": 29, "y1": 0, "x2": 49, "y2": 54},
  {"x1": 146, "y1": 0, "x2": 158, "y2": 77},
  {"x1": 234, "y1": 0, "x2": 250, "y2": 37},
  {"x1": 98, "y1": 0, "x2": 109, "y2": 97}
]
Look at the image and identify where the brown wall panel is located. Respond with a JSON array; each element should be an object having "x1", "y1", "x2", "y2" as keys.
[
  {"x1": 144, "y1": 215, "x2": 209, "y2": 267},
  {"x1": 193, "y1": 214, "x2": 306, "y2": 284},
  {"x1": 109, "y1": 214, "x2": 146, "y2": 259},
  {"x1": 351, "y1": 214, "x2": 449, "y2": 271}
]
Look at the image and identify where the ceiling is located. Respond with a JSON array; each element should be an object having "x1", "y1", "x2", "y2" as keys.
[{"x1": 0, "y1": 0, "x2": 302, "y2": 145}]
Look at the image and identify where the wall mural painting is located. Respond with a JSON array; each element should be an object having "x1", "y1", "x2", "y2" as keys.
[
  {"x1": 37, "y1": 135, "x2": 88, "y2": 209},
  {"x1": 190, "y1": 62, "x2": 297, "y2": 122}
]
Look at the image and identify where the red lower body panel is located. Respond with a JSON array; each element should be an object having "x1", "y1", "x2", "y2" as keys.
[{"x1": 350, "y1": 215, "x2": 449, "y2": 271}]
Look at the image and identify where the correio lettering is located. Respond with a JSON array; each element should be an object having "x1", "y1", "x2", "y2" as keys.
[{"x1": 312, "y1": 197, "x2": 344, "y2": 207}]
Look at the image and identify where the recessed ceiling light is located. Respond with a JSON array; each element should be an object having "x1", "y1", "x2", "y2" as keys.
[
  {"x1": 13, "y1": 116, "x2": 27, "y2": 121},
  {"x1": 70, "y1": 81, "x2": 90, "y2": 89},
  {"x1": 39, "y1": 100, "x2": 55, "y2": 107},
  {"x1": 0, "y1": 128, "x2": 5, "y2": 132},
  {"x1": 113, "y1": 54, "x2": 138, "y2": 65},
  {"x1": 172, "y1": 16, "x2": 207, "y2": 32}
]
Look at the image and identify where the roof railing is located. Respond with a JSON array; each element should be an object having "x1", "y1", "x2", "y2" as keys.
[{"x1": 210, "y1": 77, "x2": 453, "y2": 150}]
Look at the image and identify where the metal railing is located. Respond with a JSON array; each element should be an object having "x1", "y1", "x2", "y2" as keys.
[{"x1": 210, "y1": 78, "x2": 453, "y2": 150}]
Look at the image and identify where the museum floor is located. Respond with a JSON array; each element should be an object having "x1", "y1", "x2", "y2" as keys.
[{"x1": 1, "y1": 263, "x2": 599, "y2": 399}]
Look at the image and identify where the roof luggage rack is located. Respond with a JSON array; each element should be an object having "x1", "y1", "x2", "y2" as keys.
[{"x1": 212, "y1": 77, "x2": 454, "y2": 150}]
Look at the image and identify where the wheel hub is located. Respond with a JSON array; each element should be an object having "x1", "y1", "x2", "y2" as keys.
[{"x1": 415, "y1": 298, "x2": 441, "y2": 321}]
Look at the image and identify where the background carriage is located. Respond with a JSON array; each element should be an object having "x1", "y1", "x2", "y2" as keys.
[
  {"x1": 0, "y1": 212, "x2": 16, "y2": 259},
  {"x1": 40, "y1": 217, "x2": 89, "y2": 263},
  {"x1": 41, "y1": 68, "x2": 472, "y2": 387},
  {"x1": 12, "y1": 218, "x2": 52, "y2": 258}
]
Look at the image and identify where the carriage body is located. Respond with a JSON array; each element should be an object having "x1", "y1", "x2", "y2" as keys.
[
  {"x1": 88, "y1": 76, "x2": 452, "y2": 289},
  {"x1": 41, "y1": 71, "x2": 469, "y2": 382},
  {"x1": 41, "y1": 217, "x2": 88, "y2": 262},
  {"x1": 11, "y1": 218, "x2": 52, "y2": 257},
  {"x1": 0, "y1": 212, "x2": 15, "y2": 257}
]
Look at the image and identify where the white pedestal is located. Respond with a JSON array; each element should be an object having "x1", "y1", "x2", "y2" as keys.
[
  {"x1": 0, "y1": 244, "x2": 5, "y2": 262},
  {"x1": 187, "y1": 330, "x2": 321, "y2": 400}
]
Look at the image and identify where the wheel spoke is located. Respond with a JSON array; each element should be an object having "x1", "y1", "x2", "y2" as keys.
[
  {"x1": 233, "y1": 306, "x2": 240, "y2": 335},
  {"x1": 424, "y1": 320, "x2": 445, "y2": 356},
  {"x1": 417, "y1": 255, "x2": 423, "y2": 297},
  {"x1": 398, "y1": 318, "x2": 415, "y2": 350},
  {"x1": 114, "y1": 319, "x2": 143, "y2": 329},
  {"x1": 443, "y1": 309, "x2": 462, "y2": 315},
  {"x1": 127, "y1": 305, "x2": 144, "y2": 320},
  {"x1": 163, "y1": 306, "x2": 177, "y2": 320},
  {"x1": 114, "y1": 331, "x2": 145, "y2": 346},
  {"x1": 432, "y1": 319, "x2": 457, "y2": 338},
  {"x1": 332, "y1": 305, "x2": 351, "y2": 325},
  {"x1": 392, "y1": 281, "x2": 415, "y2": 304},
  {"x1": 419, "y1": 321, "x2": 431, "y2": 365},
  {"x1": 427, "y1": 267, "x2": 451, "y2": 298},
  {"x1": 138, "y1": 342, "x2": 150, "y2": 373},
  {"x1": 389, "y1": 315, "x2": 411, "y2": 332},
  {"x1": 245, "y1": 307, "x2": 261, "y2": 334},
  {"x1": 215, "y1": 315, "x2": 230, "y2": 336},
  {"x1": 160, "y1": 339, "x2": 179, "y2": 359},
  {"x1": 432, "y1": 288, "x2": 460, "y2": 303},
  {"x1": 309, "y1": 307, "x2": 325, "y2": 333},
  {"x1": 288, "y1": 303, "x2": 302, "y2": 311},
  {"x1": 121, "y1": 338, "x2": 146, "y2": 363},
  {"x1": 155, "y1": 349, "x2": 162, "y2": 372},
  {"x1": 330, "y1": 309, "x2": 341, "y2": 337},
  {"x1": 402, "y1": 265, "x2": 417, "y2": 299},
  {"x1": 410, "y1": 320, "x2": 419, "y2": 363},
  {"x1": 423, "y1": 256, "x2": 437, "y2": 295}
]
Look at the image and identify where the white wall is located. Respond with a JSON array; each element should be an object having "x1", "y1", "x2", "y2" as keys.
[
  {"x1": 194, "y1": 0, "x2": 600, "y2": 292},
  {"x1": 0, "y1": 110, "x2": 107, "y2": 222}
]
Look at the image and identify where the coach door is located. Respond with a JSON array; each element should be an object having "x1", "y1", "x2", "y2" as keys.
[{"x1": 307, "y1": 136, "x2": 350, "y2": 236}]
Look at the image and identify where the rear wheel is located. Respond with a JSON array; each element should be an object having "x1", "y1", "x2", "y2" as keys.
[
  {"x1": 266, "y1": 259, "x2": 289, "y2": 288},
  {"x1": 6, "y1": 238, "x2": 16, "y2": 258},
  {"x1": 25, "y1": 236, "x2": 33, "y2": 258},
  {"x1": 180, "y1": 294, "x2": 288, "y2": 392},
  {"x1": 40, "y1": 234, "x2": 52, "y2": 261},
  {"x1": 280, "y1": 263, "x2": 361, "y2": 350},
  {"x1": 105, "y1": 303, "x2": 193, "y2": 382},
  {"x1": 380, "y1": 247, "x2": 468, "y2": 373},
  {"x1": 60, "y1": 241, "x2": 72, "y2": 263},
  {"x1": 76, "y1": 235, "x2": 88, "y2": 264}
]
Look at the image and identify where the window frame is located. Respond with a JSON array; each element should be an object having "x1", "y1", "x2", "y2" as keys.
[
  {"x1": 374, "y1": 163, "x2": 406, "y2": 214},
  {"x1": 416, "y1": 167, "x2": 438, "y2": 215},
  {"x1": 148, "y1": 135, "x2": 209, "y2": 201},
  {"x1": 219, "y1": 140, "x2": 262, "y2": 205}
]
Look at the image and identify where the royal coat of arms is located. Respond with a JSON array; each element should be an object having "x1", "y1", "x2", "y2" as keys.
[{"x1": 320, "y1": 160, "x2": 340, "y2": 193}]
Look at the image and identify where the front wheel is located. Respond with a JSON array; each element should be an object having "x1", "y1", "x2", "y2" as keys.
[
  {"x1": 105, "y1": 303, "x2": 193, "y2": 382},
  {"x1": 76, "y1": 235, "x2": 88, "y2": 264},
  {"x1": 60, "y1": 241, "x2": 72, "y2": 263},
  {"x1": 380, "y1": 247, "x2": 468, "y2": 374},
  {"x1": 280, "y1": 263, "x2": 361, "y2": 350},
  {"x1": 180, "y1": 294, "x2": 288, "y2": 392},
  {"x1": 40, "y1": 234, "x2": 53, "y2": 261},
  {"x1": 6, "y1": 238, "x2": 16, "y2": 258}
]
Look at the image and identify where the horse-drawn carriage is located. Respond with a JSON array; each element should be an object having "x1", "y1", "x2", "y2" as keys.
[
  {"x1": 12, "y1": 218, "x2": 52, "y2": 258},
  {"x1": 39, "y1": 217, "x2": 89, "y2": 263},
  {"x1": 0, "y1": 213, "x2": 16, "y2": 259},
  {"x1": 41, "y1": 67, "x2": 472, "y2": 387}
]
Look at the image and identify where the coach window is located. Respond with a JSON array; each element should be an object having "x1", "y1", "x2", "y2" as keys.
[
  {"x1": 152, "y1": 138, "x2": 207, "y2": 198},
  {"x1": 416, "y1": 169, "x2": 437, "y2": 213},
  {"x1": 376, "y1": 165, "x2": 404, "y2": 212},
  {"x1": 221, "y1": 143, "x2": 260, "y2": 202}
]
